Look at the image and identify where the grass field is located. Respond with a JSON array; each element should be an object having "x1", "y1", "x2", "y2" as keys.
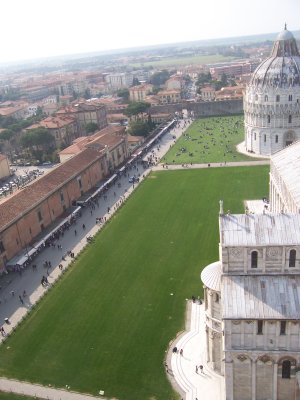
[
  {"x1": 129, "y1": 54, "x2": 236, "y2": 68},
  {"x1": 0, "y1": 394, "x2": 33, "y2": 400},
  {"x1": 0, "y1": 167, "x2": 269, "y2": 400},
  {"x1": 163, "y1": 115, "x2": 262, "y2": 164}
]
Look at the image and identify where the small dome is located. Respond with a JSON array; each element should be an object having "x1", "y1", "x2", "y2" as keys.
[
  {"x1": 201, "y1": 261, "x2": 221, "y2": 291},
  {"x1": 249, "y1": 27, "x2": 300, "y2": 89},
  {"x1": 276, "y1": 29, "x2": 294, "y2": 41}
]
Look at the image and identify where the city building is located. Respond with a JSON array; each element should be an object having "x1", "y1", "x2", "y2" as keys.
[
  {"x1": 25, "y1": 115, "x2": 78, "y2": 147},
  {"x1": 157, "y1": 90, "x2": 181, "y2": 104},
  {"x1": 165, "y1": 76, "x2": 182, "y2": 91},
  {"x1": 105, "y1": 73, "x2": 134, "y2": 90},
  {"x1": 0, "y1": 154, "x2": 11, "y2": 180},
  {"x1": 244, "y1": 27, "x2": 300, "y2": 156},
  {"x1": 201, "y1": 206, "x2": 300, "y2": 400},
  {"x1": 129, "y1": 84, "x2": 153, "y2": 102},
  {"x1": 201, "y1": 86, "x2": 216, "y2": 101},
  {"x1": 59, "y1": 125, "x2": 128, "y2": 173},
  {"x1": 56, "y1": 101, "x2": 108, "y2": 135},
  {"x1": 0, "y1": 148, "x2": 109, "y2": 271},
  {"x1": 209, "y1": 61, "x2": 259, "y2": 80}
]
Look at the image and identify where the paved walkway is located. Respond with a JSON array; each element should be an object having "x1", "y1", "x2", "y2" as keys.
[
  {"x1": 170, "y1": 302, "x2": 225, "y2": 400},
  {"x1": 0, "y1": 377, "x2": 104, "y2": 399},
  {"x1": 153, "y1": 159, "x2": 270, "y2": 171}
]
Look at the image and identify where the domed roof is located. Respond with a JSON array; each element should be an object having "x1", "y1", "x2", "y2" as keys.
[
  {"x1": 249, "y1": 26, "x2": 300, "y2": 89},
  {"x1": 201, "y1": 261, "x2": 221, "y2": 291}
]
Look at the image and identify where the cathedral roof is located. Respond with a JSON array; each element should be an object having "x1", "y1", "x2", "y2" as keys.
[
  {"x1": 220, "y1": 213, "x2": 300, "y2": 247},
  {"x1": 222, "y1": 275, "x2": 300, "y2": 320},
  {"x1": 201, "y1": 261, "x2": 221, "y2": 291},
  {"x1": 249, "y1": 26, "x2": 300, "y2": 89},
  {"x1": 271, "y1": 140, "x2": 300, "y2": 208}
]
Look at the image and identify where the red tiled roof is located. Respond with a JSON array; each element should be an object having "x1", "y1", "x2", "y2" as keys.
[{"x1": 0, "y1": 148, "x2": 104, "y2": 231}]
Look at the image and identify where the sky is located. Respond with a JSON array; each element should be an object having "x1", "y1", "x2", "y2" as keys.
[{"x1": 1, "y1": 0, "x2": 300, "y2": 63}]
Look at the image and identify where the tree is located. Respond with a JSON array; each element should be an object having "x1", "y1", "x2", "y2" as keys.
[
  {"x1": 117, "y1": 88, "x2": 129, "y2": 101},
  {"x1": 0, "y1": 129, "x2": 14, "y2": 142},
  {"x1": 86, "y1": 122, "x2": 99, "y2": 134},
  {"x1": 149, "y1": 70, "x2": 171, "y2": 86},
  {"x1": 20, "y1": 128, "x2": 55, "y2": 150},
  {"x1": 124, "y1": 101, "x2": 150, "y2": 119},
  {"x1": 132, "y1": 77, "x2": 140, "y2": 86},
  {"x1": 221, "y1": 73, "x2": 228, "y2": 86},
  {"x1": 128, "y1": 120, "x2": 152, "y2": 137},
  {"x1": 83, "y1": 88, "x2": 91, "y2": 100}
]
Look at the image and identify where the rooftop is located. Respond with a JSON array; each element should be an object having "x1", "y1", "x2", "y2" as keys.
[
  {"x1": 220, "y1": 213, "x2": 300, "y2": 247},
  {"x1": 0, "y1": 148, "x2": 104, "y2": 231},
  {"x1": 271, "y1": 140, "x2": 300, "y2": 208},
  {"x1": 222, "y1": 275, "x2": 300, "y2": 320}
]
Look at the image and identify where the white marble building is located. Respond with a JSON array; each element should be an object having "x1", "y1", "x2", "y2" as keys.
[
  {"x1": 270, "y1": 140, "x2": 300, "y2": 213},
  {"x1": 201, "y1": 209, "x2": 300, "y2": 400},
  {"x1": 244, "y1": 26, "x2": 300, "y2": 156}
]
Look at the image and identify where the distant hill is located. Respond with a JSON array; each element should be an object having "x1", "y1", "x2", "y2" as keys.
[{"x1": 1, "y1": 30, "x2": 300, "y2": 69}]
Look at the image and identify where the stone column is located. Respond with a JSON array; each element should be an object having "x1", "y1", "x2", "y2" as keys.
[
  {"x1": 251, "y1": 359, "x2": 256, "y2": 400},
  {"x1": 225, "y1": 359, "x2": 234, "y2": 400},
  {"x1": 273, "y1": 362, "x2": 278, "y2": 400}
]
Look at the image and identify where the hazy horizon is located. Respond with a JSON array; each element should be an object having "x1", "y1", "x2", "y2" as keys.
[{"x1": 1, "y1": 0, "x2": 299, "y2": 64}]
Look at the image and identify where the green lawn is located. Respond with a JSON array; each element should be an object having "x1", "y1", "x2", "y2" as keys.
[
  {"x1": 163, "y1": 115, "x2": 263, "y2": 164},
  {"x1": 0, "y1": 394, "x2": 34, "y2": 400},
  {"x1": 130, "y1": 54, "x2": 236, "y2": 68},
  {"x1": 0, "y1": 166, "x2": 269, "y2": 400}
]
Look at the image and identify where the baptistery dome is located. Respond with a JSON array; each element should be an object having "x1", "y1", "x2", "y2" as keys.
[{"x1": 244, "y1": 26, "x2": 300, "y2": 155}]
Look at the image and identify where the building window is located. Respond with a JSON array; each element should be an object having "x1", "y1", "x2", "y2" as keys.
[
  {"x1": 215, "y1": 293, "x2": 219, "y2": 303},
  {"x1": 264, "y1": 95, "x2": 268, "y2": 102},
  {"x1": 275, "y1": 135, "x2": 279, "y2": 143},
  {"x1": 289, "y1": 95, "x2": 293, "y2": 101},
  {"x1": 255, "y1": 95, "x2": 258, "y2": 101},
  {"x1": 288, "y1": 115, "x2": 292, "y2": 123},
  {"x1": 280, "y1": 321, "x2": 286, "y2": 335},
  {"x1": 29, "y1": 228, "x2": 32, "y2": 234},
  {"x1": 78, "y1": 179, "x2": 82, "y2": 189},
  {"x1": 282, "y1": 360, "x2": 291, "y2": 379},
  {"x1": 60, "y1": 191, "x2": 64, "y2": 202},
  {"x1": 289, "y1": 249, "x2": 296, "y2": 267},
  {"x1": 254, "y1": 132, "x2": 256, "y2": 140},
  {"x1": 276, "y1": 95, "x2": 280, "y2": 102},
  {"x1": 257, "y1": 320, "x2": 263, "y2": 335},
  {"x1": 267, "y1": 115, "x2": 271, "y2": 123},
  {"x1": 264, "y1": 134, "x2": 266, "y2": 143},
  {"x1": 37, "y1": 211, "x2": 42, "y2": 222},
  {"x1": 251, "y1": 251, "x2": 258, "y2": 268}
]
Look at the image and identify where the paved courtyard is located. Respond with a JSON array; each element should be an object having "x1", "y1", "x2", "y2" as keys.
[{"x1": 169, "y1": 302, "x2": 225, "y2": 400}]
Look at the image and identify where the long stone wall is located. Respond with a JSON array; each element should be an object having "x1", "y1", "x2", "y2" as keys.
[{"x1": 150, "y1": 99, "x2": 243, "y2": 117}]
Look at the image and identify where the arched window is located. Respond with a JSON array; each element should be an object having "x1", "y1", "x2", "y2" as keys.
[
  {"x1": 215, "y1": 293, "x2": 219, "y2": 303},
  {"x1": 288, "y1": 115, "x2": 292, "y2": 123},
  {"x1": 251, "y1": 251, "x2": 258, "y2": 268},
  {"x1": 282, "y1": 360, "x2": 291, "y2": 379},
  {"x1": 275, "y1": 135, "x2": 279, "y2": 143},
  {"x1": 267, "y1": 115, "x2": 271, "y2": 123},
  {"x1": 264, "y1": 95, "x2": 268, "y2": 102},
  {"x1": 276, "y1": 95, "x2": 280, "y2": 102},
  {"x1": 289, "y1": 94, "x2": 293, "y2": 101},
  {"x1": 289, "y1": 249, "x2": 296, "y2": 267},
  {"x1": 255, "y1": 94, "x2": 258, "y2": 101}
]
